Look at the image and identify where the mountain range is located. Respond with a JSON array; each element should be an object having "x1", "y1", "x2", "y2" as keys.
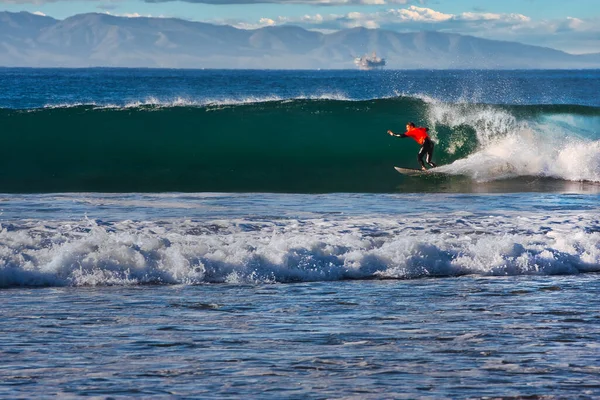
[{"x1": 1, "y1": 11, "x2": 599, "y2": 69}]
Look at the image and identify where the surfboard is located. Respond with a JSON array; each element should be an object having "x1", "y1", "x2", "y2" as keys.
[
  {"x1": 394, "y1": 167, "x2": 440, "y2": 176},
  {"x1": 394, "y1": 167, "x2": 428, "y2": 176}
]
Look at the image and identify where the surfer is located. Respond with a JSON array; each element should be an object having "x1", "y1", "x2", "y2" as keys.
[{"x1": 388, "y1": 122, "x2": 437, "y2": 170}]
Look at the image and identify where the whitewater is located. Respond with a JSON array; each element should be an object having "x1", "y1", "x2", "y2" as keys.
[
  {"x1": 1, "y1": 69, "x2": 599, "y2": 398},
  {"x1": 1, "y1": 192, "x2": 600, "y2": 288}
]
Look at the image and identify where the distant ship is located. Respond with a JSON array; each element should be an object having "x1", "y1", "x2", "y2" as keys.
[{"x1": 354, "y1": 52, "x2": 386, "y2": 70}]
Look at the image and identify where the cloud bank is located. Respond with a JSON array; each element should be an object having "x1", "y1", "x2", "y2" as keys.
[{"x1": 223, "y1": 6, "x2": 599, "y2": 54}]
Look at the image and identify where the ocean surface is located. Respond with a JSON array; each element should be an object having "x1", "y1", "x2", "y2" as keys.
[{"x1": 1, "y1": 68, "x2": 600, "y2": 398}]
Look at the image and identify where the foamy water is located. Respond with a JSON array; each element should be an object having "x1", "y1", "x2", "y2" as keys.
[
  {"x1": 1, "y1": 193, "x2": 599, "y2": 288},
  {"x1": 424, "y1": 99, "x2": 600, "y2": 182}
]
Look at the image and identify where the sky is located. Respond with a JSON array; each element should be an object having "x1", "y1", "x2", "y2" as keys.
[{"x1": 2, "y1": 0, "x2": 599, "y2": 54}]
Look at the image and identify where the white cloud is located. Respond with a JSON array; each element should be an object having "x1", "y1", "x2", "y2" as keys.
[
  {"x1": 299, "y1": 13, "x2": 324, "y2": 23},
  {"x1": 390, "y1": 5, "x2": 453, "y2": 22},
  {"x1": 564, "y1": 16, "x2": 584, "y2": 30},
  {"x1": 259, "y1": 17, "x2": 276, "y2": 25},
  {"x1": 102, "y1": 10, "x2": 162, "y2": 18},
  {"x1": 236, "y1": 6, "x2": 532, "y2": 29},
  {"x1": 459, "y1": 12, "x2": 530, "y2": 23},
  {"x1": 32, "y1": 10, "x2": 46, "y2": 15},
  {"x1": 235, "y1": 6, "x2": 541, "y2": 30}
]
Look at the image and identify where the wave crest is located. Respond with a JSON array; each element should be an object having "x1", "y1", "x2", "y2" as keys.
[{"x1": 422, "y1": 98, "x2": 600, "y2": 182}]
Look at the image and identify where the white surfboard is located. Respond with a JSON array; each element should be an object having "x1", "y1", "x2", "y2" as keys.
[{"x1": 394, "y1": 167, "x2": 441, "y2": 176}]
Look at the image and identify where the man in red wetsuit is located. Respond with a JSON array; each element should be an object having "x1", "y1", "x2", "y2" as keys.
[{"x1": 388, "y1": 122, "x2": 437, "y2": 171}]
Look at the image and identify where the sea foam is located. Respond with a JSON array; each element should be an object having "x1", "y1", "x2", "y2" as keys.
[
  {"x1": 1, "y1": 212, "x2": 598, "y2": 288},
  {"x1": 424, "y1": 99, "x2": 600, "y2": 182}
]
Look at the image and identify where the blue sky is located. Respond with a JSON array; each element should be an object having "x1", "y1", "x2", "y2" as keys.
[{"x1": 3, "y1": 0, "x2": 600, "y2": 53}]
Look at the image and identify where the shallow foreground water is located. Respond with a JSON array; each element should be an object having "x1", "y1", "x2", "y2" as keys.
[{"x1": 1, "y1": 276, "x2": 599, "y2": 398}]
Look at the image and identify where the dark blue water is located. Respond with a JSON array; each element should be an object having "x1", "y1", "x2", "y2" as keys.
[
  {"x1": 2, "y1": 68, "x2": 599, "y2": 109},
  {"x1": 1, "y1": 69, "x2": 599, "y2": 397}
]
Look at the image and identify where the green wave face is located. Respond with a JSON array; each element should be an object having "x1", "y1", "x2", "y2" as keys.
[{"x1": 2, "y1": 98, "x2": 599, "y2": 193}]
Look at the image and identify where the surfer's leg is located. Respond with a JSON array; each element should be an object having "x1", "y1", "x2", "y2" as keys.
[
  {"x1": 417, "y1": 147, "x2": 426, "y2": 170},
  {"x1": 426, "y1": 141, "x2": 437, "y2": 168}
]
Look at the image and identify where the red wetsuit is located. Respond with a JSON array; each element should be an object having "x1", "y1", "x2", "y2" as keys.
[{"x1": 403, "y1": 127, "x2": 429, "y2": 145}]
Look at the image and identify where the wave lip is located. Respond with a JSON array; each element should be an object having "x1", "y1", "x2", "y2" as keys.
[
  {"x1": 1, "y1": 213, "x2": 599, "y2": 288},
  {"x1": 36, "y1": 93, "x2": 357, "y2": 111}
]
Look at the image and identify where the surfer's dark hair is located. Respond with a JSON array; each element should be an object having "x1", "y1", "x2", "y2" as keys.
[{"x1": 407, "y1": 122, "x2": 416, "y2": 127}]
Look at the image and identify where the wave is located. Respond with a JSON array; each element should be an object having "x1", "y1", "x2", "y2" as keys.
[
  {"x1": 1, "y1": 213, "x2": 599, "y2": 288},
  {"x1": 2, "y1": 96, "x2": 600, "y2": 192}
]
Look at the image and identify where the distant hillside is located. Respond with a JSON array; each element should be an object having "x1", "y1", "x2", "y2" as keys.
[{"x1": 1, "y1": 11, "x2": 599, "y2": 69}]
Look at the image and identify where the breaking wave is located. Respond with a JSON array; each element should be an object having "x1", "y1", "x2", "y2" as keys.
[
  {"x1": 1, "y1": 211, "x2": 599, "y2": 288},
  {"x1": 1, "y1": 96, "x2": 599, "y2": 192}
]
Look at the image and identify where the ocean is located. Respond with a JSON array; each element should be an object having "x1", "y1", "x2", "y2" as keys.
[{"x1": 1, "y1": 68, "x2": 599, "y2": 398}]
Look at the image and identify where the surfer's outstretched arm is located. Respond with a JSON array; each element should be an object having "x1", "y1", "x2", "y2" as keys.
[{"x1": 387, "y1": 130, "x2": 407, "y2": 138}]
